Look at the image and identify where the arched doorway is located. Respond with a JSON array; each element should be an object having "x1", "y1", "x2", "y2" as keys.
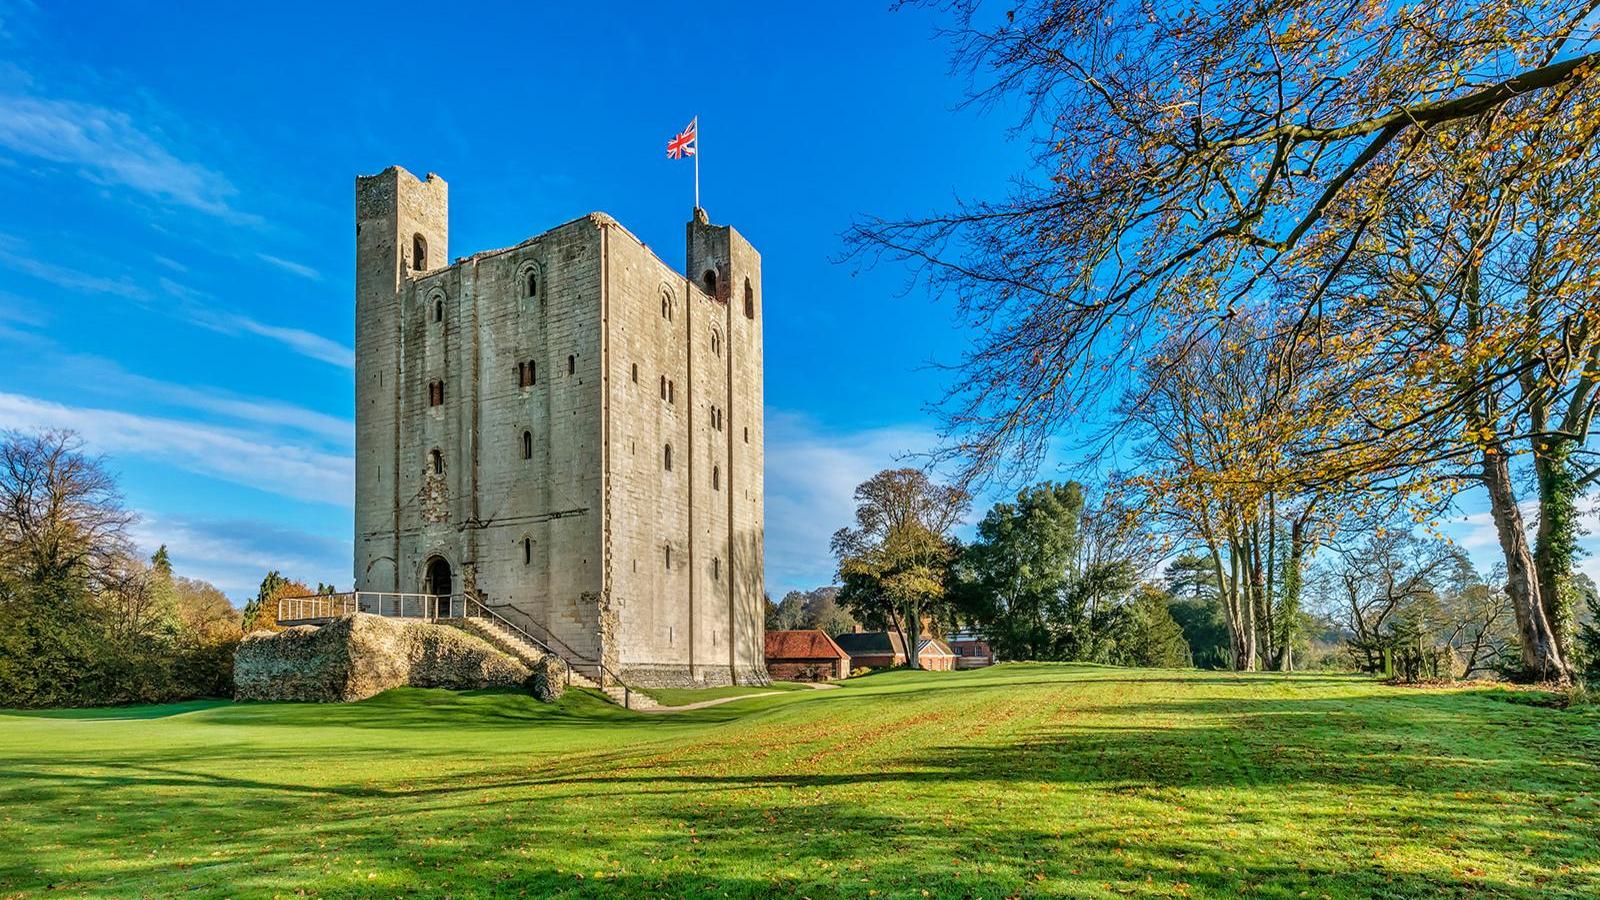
[{"x1": 424, "y1": 556, "x2": 452, "y2": 598}]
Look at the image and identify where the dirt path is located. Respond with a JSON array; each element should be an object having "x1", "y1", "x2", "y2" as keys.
[{"x1": 637, "y1": 681, "x2": 839, "y2": 714}]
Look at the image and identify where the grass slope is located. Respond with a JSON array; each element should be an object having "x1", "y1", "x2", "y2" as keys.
[{"x1": 2, "y1": 665, "x2": 1598, "y2": 898}]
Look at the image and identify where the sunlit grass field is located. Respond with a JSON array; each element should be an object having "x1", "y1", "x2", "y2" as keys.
[{"x1": 3, "y1": 664, "x2": 1598, "y2": 898}]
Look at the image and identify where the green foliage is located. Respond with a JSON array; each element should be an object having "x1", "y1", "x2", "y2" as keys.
[{"x1": 1108, "y1": 583, "x2": 1193, "y2": 668}]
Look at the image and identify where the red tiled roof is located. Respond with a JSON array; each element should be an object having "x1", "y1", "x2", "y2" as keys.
[{"x1": 765, "y1": 629, "x2": 850, "y2": 660}]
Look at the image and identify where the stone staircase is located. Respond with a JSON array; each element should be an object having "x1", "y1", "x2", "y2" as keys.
[{"x1": 442, "y1": 616, "x2": 654, "y2": 709}]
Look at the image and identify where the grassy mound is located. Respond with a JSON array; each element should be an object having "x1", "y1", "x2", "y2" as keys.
[{"x1": 2, "y1": 664, "x2": 1597, "y2": 897}]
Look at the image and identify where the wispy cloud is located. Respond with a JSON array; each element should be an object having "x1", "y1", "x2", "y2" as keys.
[
  {"x1": 217, "y1": 314, "x2": 354, "y2": 369},
  {"x1": 0, "y1": 391, "x2": 353, "y2": 506},
  {"x1": 763, "y1": 411, "x2": 942, "y2": 596},
  {"x1": 129, "y1": 513, "x2": 350, "y2": 601},
  {"x1": 0, "y1": 234, "x2": 144, "y2": 298},
  {"x1": 256, "y1": 252, "x2": 322, "y2": 281},
  {"x1": 0, "y1": 91, "x2": 256, "y2": 222},
  {"x1": 157, "y1": 277, "x2": 355, "y2": 369}
]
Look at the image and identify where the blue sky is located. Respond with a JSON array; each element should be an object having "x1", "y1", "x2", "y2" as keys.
[{"x1": 0, "y1": 0, "x2": 1593, "y2": 602}]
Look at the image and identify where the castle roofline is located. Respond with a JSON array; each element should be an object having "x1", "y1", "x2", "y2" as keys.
[{"x1": 432, "y1": 211, "x2": 689, "y2": 285}]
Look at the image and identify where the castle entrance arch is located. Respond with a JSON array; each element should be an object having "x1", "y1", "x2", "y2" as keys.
[{"x1": 423, "y1": 556, "x2": 452, "y2": 598}]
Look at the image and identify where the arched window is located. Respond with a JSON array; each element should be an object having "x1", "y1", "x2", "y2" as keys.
[
  {"x1": 517, "y1": 360, "x2": 536, "y2": 388},
  {"x1": 661, "y1": 294, "x2": 671, "y2": 319},
  {"x1": 567, "y1": 354, "x2": 575, "y2": 375},
  {"x1": 744, "y1": 278, "x2": 755, "y2": 319},
  {"x1": 664, "y1": 443, "x2": 672, "y2": 471},
  {"x1": 711, "y1": 330, "x2": 721, "y2": 356},
  {"x1": 659, "y1": 374, "x2": 667, "y2": 399},
  {"x1": 429, "y1": 448, "x2": 443, "y2": 474},
  {"x1": 521, "y1": 430, "x2": 533, "y2": 460},
  {"x1": 522, "y1": 537, "x2": 532, "y2": 565},
  {"x1": 428, "y1": 380, "x2": 445, "y2": 406},
  {"x1": 433, "y1": 298, "x2": 443, "y2": 322},
  {"x1": 703, "y1": 269, "x2": 718, "y2": 296},
  {"x1": 413, "y1": 234, "x2": 428, "y2": 271},
  {"x1": 712, "y1": 465, "x2": 720, "y2": 490},
  {"x1": 525, "y1": 270, "x2": 537, "y2": 298}
]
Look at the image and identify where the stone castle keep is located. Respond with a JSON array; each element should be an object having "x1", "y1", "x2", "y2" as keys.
[{"x1": 353, "y1": 165, "x2": 767, "y2": 687}]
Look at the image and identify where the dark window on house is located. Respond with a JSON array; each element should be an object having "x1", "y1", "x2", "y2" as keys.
[
  {"x1": 713, "y1": 556, "x2": 720, "y2": 580},
  {"x1": 703, "y1": 269, "x2": 717, "y2": 296},
  {"x1": 664, "y1": 443, "x2": 672, "y2": 471},
  {"x1": 744, "y1": 278, "x2": 755, "y2": 319},
  {"x1": 567, "y1": 354, "x2": 575, "y2": 375},
  {"x1": 631, "y1": 362, "x2": 638, "y2": 383},
  {"x1": 712, "y1": 465, "x2": 720, "y2": 490},
  {"x1": 661, "y1": 293, "x2": 671, "y2": 320},
  {"x1": 413, "y1": 234, "x2": 428, "y2": 271},
  {"x1": 743, "y1": 426, "x2": 748, "y2": 443},
  {"x1": 433, "y1": 298, "x2": 443, "y2": 322},
  {"x1": 521, "y1": 430, "x2": 533, "y2": 460},
  {"x1": 428, "y1": 380, "x2": 445, "y2": 406},
  {"x1": 430, "y1": 448, "x2": 443, "y2": 474},
  {"x1": 517, "y1": 360, "x2": 537, "y2": 388},
  {"x1": 523, "y1": 537, "x2": 532, "y2": 565},
  {"x1": 659, "y1": 375, "x2": 667, "y2": 399},
  {"x1": 668, "y1": 380, "x2": 675, "y2": 404},
  {"x1": 525, "y1": 270, "x2": 537, "y2": 297},
  {"x1": 711, "y1": 331, "x2": 720, "y2": 356},
  {"x1": 664, "y1": 544, "x2": 672, "y2": 570}
]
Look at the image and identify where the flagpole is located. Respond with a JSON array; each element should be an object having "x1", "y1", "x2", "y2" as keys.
[{"x1": 693, "y1": 116, "x2": 701, "y2": 210}]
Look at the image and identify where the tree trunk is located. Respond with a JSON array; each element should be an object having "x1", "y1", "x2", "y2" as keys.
[
  {"x1": 1278, "y1": 517, "x2": 1305, "y2": 672},
  {"x1": 1531, "y1": 439, "x2": 1577, "y2": 660},
  {"x1": 1482, "y1": 446, "x2": 1570, "y2": 681}
]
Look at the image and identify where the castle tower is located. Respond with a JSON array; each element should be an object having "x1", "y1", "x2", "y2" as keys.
[
  {"x1": 350, "y1": 166, "x2": 766, "y2": 687},
  {"x1": 354, "y1": 168, "x2": 448, "y2": 592},
  {"x1": 686, "y1": 209, "x2": 766, "y2": 682}
]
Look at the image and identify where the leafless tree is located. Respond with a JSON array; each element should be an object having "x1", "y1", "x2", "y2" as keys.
[{"x1": 0, "y1": 429, "x2": 135, "y2": 591}]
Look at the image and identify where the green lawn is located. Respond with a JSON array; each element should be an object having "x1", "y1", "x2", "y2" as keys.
[{"x1": 3, "y1": 665, "x2": 1598, "y2": 898}]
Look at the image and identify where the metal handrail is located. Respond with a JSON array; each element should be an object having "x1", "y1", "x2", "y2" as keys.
[{"x1": 476, "y1": 600, "x2": 636, "y2": 703}]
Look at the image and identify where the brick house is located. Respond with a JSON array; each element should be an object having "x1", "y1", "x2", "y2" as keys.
[
  {"x1": 764, "y1": 630, "x2": 851, "y2": 681},
  {"x1": 834, "y1": 631, "x2": 960, "y2": 671},
  {"x1": 947, "y1": 632, "x2": 996, "y2": 668}
]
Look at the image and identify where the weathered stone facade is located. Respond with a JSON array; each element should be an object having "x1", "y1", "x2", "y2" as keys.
[
  {"x1": 353, "y1": 166, "x2": 767, "y2": 688},
  {"x1": 233, "y1": 614, "x2": 533, "y2": 703}
]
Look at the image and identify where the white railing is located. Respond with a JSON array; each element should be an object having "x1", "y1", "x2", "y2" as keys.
[{"x1": 277, "y1": 591, "x2": 466, "y2": 624}]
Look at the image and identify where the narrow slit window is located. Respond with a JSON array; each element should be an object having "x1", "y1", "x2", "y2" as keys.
[
  {"x1": 631, "y1": 362, "x2": 638, "y2": 384},
  {"x1": 713, "y1": 556, "x2": 720, "y2": 580},
  {"x1": 433, "y1": 298, "x2": 443, "y2": 322},
  {"x1": 744, "y1": 278, "x2": 755, "y2": 319},
  {"x1": 712, "y1": 465, "x2": 720, "y2": 490},
  {"x1": 429, "y1": 448, "x2": 443, "y2": 474},
  {"x1": 659, "y1": 375, "x2": 667, "y2": 399},
  {"x1": 428, "y1": 380, "x2": 445, "y2": 406},
  {"x1": 668, "y1": 380, "x2": 675, "y2": 404},
  {"x1": 525, "y1": 270, "x2": 537, "y2": 297},
  {"x1": 567, "y1": 354, "x2": 575, "y2": 375},
  {"x1": 664, "y1": 443, "x2": 672, "y2": 471},
  {"x1": 523, "y1": 537, "x2": 532, "y2": 565},
  {"x1": 521, "y1": 430, "x2": 533, "y2": 460},
  {"x1": 664, "y1": 544, "x2": 672, "y2": 570}
]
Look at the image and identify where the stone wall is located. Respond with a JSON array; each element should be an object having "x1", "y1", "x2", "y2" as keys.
[{"x1": 233, "y1": 614, "x2": 533, "y2": 703}]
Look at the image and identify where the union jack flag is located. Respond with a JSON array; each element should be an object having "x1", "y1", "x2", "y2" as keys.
[{"x1": 666, "y1": 118, "x2": 697, "y2": 159}]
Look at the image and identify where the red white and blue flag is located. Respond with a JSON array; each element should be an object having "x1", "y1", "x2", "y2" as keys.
[{"x1": 666, "y1": 118, "x2": 697, "y2": 159}]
